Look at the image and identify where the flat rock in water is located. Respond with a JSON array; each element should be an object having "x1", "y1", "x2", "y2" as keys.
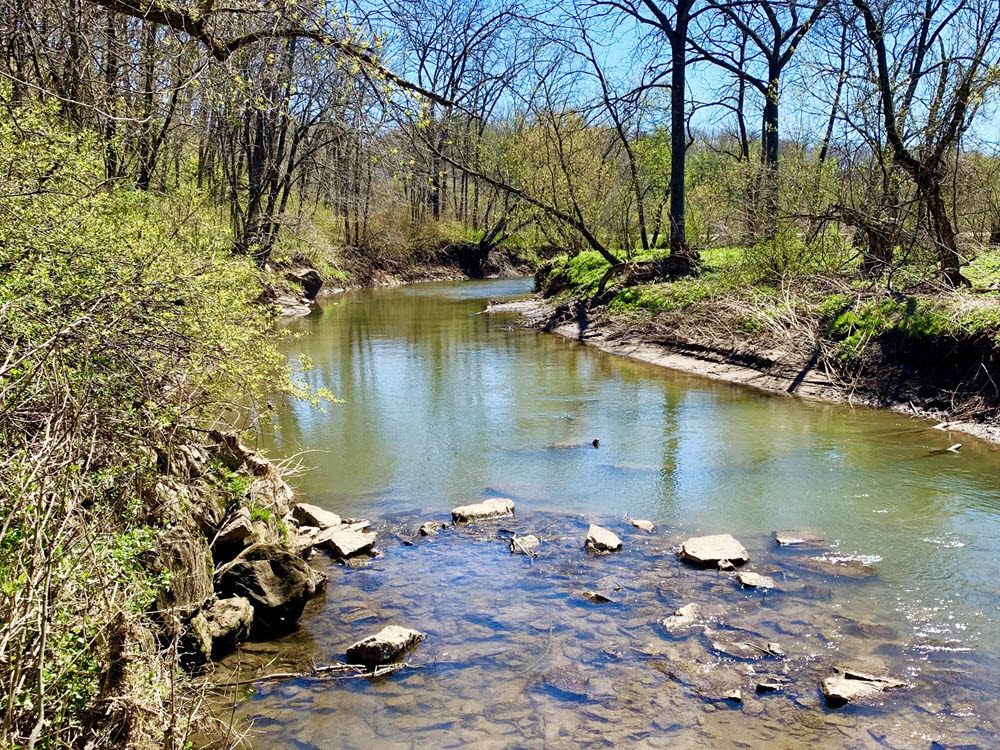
[
  {"x1": 509, "y1": 534, "x2": 540, "y2": 555},
  {"x1": 346, "y1": 625, "x2": 426, "y2": 669},
  {"x1": 775, "y1": 529, "x2": 823, "y2": 547},
  {"x1": 822, "y1": 668, "x2": 905, "y2": 707},
  {"x1": 737, "y1": 571, "x2": 777, "y2": 589},
  {"x1": 292, "y1": 503, "x2": 342, "y2": 530},
  {"x1": 585, "y1": 524, "x2": 623, "y2": 552},
  {"x1": 629, "y1": 519, "x2": 655, "y2": 532},
  {"x1": 663, "y1": 603, "x2": 700, "y2": 631},
  {"x1": 582, "y1": 590, "x2": 614, "y2": 604},
  {"x1": 679, "y1": 534, "x2": 749, "y2": 566},
  {"x1": 318, "y1": 526, "x2": 377, "y2": 559},
  {"x1": 451, "y1": 498, "x2": 515, "y2": 523},
  {"x1": 710, "y1": 639, "x2": 768, "y2": 661}
]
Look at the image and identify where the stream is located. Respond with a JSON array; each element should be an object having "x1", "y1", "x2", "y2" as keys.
[{"x1": 217, "y1": 278, "x2": 1000, "y2": 749}]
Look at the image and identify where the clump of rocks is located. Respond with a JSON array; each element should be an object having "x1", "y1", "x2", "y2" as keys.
[{"x1": 150, "y1": 431, "x2": 372, "y2": 670}]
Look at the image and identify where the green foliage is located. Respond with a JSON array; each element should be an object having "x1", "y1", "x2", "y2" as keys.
[
  {"x1": 250, "y1": 504, "x2": 273, "y2": 523},
  {"x1": 0, "y1": 97, "x2": 293, "y2": 747},
  {"x1": 965, "y1": 249, "x2": 1000, "y2": 288},
  {"x1": 822, "y1": 296, "x2": 951, "y2": 359},
  {"x1": 609, "y1": 279, "x2": 716, "y2": 314}
]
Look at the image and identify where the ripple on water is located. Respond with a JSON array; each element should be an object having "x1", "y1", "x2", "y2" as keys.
[{"x1": 209, "y1": 510, "x2": 1000, "y2": 749}]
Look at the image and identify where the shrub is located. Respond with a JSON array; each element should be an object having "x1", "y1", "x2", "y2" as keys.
[{"x1": 0, "y1": 100, "x2": 290, "y2": 747}]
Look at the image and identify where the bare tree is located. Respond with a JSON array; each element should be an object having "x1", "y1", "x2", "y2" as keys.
[{"x1": 851, "y1": 0, "x2": 1000, "y2": 286}]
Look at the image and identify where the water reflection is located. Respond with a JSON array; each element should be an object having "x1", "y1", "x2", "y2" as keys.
[{"x1": 239, "y1": 278, "x2": 1000, "y2": 746}]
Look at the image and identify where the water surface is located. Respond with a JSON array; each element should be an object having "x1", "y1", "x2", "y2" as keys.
[{"x1": 225, "y1": 278, "x2": 1000, "y2": 748}]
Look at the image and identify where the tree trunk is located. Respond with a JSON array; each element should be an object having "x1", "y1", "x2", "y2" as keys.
[
  {"x1": 759, "y1": 64, "x2": 781, "y2": 237},
  {"x1": 668, "y1": 7, "x2": 690, "y2": 261}
]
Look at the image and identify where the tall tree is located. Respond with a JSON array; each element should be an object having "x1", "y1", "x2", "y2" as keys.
[
  {"x1": 851, "y1": 0, "x2": 1000, "y2": 286},
  {"x1": 692, "y1": 0, "x2": 831, "y2": 234}
]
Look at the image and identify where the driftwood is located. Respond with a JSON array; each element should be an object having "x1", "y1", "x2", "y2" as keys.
[{"x1": 211, "y1": 661, "x2": 410, "y2": 688}]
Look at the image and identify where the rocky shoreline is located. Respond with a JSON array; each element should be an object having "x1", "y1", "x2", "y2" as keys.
[
  {"x1": 487, "y1": 297, "x2": 1000, "y2": 447},
  {"x1": 207, "y1": 500, "x2": 996, "y2": 748},
  {"x1": 150, "y1": 432, "x2": 387, "y2": 673}
]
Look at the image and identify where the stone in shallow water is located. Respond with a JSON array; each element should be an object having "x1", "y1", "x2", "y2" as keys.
[
  {"x1": 586, "y1": 524, "x2": 623, "y2": 552},
  {"x1": 709, "y1": 639, "x2": 768, "y2": 661},
  {"x1": 318, "y1": 526, "x2": 377, "y2": 559},
  {"x1": 509, "y1": 534, "x2": 540, "y2": 555},
  {"x1": 679, "y1": 534, "x2": 749, "y2": 566},
  {"x1": 724, "y1": 689, "x2": 742, "y2": 703},
  {"x1": 774, "y1": 529, "x2": 823, "y2": 546},
  {"x1": 737, "y1": 571, "x2": 776, "y2": 589},
  {"x1": 215, "y1": 543, "x2": 324, "y2": 633},
  {"x1": 582, "y1": 590, "x2": 614, "y2": 604},
  {"x1": 292, "y1": 502, "x2": 342, "y2": 530},
  {"x1": 629, "y1": 519, "x2": 655, "y2": 532},
  {"x1": 346, "y1": 625, "x2": 426, "y2": 669},
  {"x1": 821, "y1": 668, "x2": 905, "y2": 707},
  {"x1": 662, "y1": 603, "x2": 700, "y2": 632},
  {"x1": 418, "y1": 522, "x2": 440, "y2": 537},
  {"x1": 451, "y1": 498, "x2": 515, "y2": 523},
  {"x1": 756, "y1": 680, "x2": 783, "y2": 694}
]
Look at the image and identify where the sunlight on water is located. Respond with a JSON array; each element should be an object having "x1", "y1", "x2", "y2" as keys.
[{"x1": 219, "y1": 279, "x2": 1000, "y2": 748}]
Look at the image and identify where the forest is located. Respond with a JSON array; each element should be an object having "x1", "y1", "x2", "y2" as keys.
[{"x1": 2, "y1": 0, "x2": 1000, "y2": 746}]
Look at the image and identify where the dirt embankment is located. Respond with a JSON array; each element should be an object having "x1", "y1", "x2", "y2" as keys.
[{"x1": 489, "y1": 296, "x2": 1000, "y2": 446}]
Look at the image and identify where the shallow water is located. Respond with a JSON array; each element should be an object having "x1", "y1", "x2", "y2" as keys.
[{"x1": 222, "y1": 278, "x2": 1000, "y2": 748}]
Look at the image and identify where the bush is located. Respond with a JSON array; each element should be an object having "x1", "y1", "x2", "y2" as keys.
[{"x1": 0, "y1": 100, "x2": 289, "y2": 747}]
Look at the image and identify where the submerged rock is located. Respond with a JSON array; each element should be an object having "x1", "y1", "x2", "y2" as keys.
[
  {"x1": 774, "y1": 529, "x2": 823, "y2": 547},
  {"x1": 709, "y1": 639, "x2": 769, "y2": 661},
  {"x1": 292, "y1": 503, "x2": 342, "y2": 530},
  {"x1": 679, "y1": 534, "x2": 749, "y2": 567},
  {"x1": 510, "y1": 534, "x2": 540, "y2": 555},
  {"x1": 629, "y1": 519, "x2": 655, "y2": 532},
  {"x1": 203, "y1": 596, "x2": 254, "y2": 657},
  {"x1": 216, "y1": 543, "x2": 324, "y2": 633},
  {"x1": 586, "y1": 524, "x2": 623, "y2": 552},
  {"x1": 800, "y1": 556, "x2": 877, "y2": 579},
  {"x1": 663, "y1": 603, "x2": 701, "y2": 632},
  {"x1": 822, "y1": 667, "x2": 905, "y2": 707},
  {"x1": 451, "y1": 498, "x2": 515, "y2": 523},
  {"x1": 346, "y1": 625, "x2": 426, "y2": 669},
  {"x1": 737, "y1": 571, "x2": 777, "y2": 589}
]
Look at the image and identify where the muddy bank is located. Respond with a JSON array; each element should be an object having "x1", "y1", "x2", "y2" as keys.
[
  {"x1": 489, "y1": 297, "x2": 1000, "y2": 446},
  {"x1": 206, "y1": 507, "x2": 997, "y2": 749}
]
